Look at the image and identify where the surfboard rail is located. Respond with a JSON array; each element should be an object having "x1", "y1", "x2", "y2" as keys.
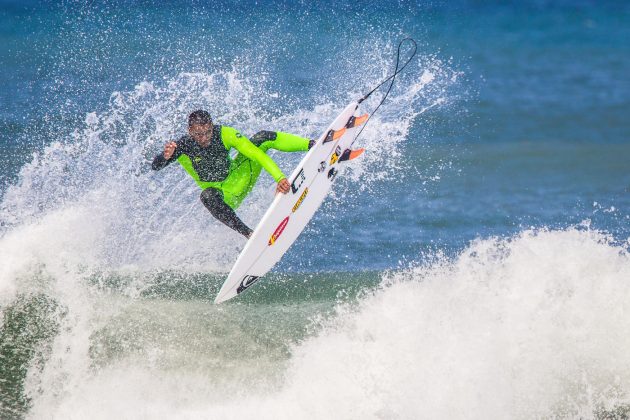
[{"x1": 215, "y1": 101, "x2": 367, "y2": 303}]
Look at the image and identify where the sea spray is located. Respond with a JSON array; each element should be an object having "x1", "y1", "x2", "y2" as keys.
[{"x1": 1, "y1": 47, "x2": 455, "y2": 417}]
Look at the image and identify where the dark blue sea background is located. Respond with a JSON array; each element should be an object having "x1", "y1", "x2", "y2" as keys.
[{"x1": 1, "y1": 1, "x2": 629, "y2": 418}]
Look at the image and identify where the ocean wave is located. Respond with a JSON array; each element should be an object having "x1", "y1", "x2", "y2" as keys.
[{"x1": 2, "y1": 227, "x2": 626, "y2": 419}]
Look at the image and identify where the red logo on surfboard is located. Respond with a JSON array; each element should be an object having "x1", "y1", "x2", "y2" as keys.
[{"x1": 268, "y1": 216, "x2": 289, "y2": 245}]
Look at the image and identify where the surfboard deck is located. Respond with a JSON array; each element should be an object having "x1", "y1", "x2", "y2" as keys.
[{"x1": 215, "y1": 101, "x2": 367, "y2": 303}]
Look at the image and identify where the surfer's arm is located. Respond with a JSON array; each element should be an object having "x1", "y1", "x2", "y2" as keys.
[
  {"x1": 263, "y1": 132, "x2": 310, "y2": 193},
  {"x1": 151, "y1": 154, "x2": 171, "y2": 170},
  {"x1": 270, "y1": 132, "x2": 310, "y2": 152},
  {"x1": 223, "y1": 127, "x2": 286, "y2": 182},
  {"x1": 151, "y1": 140, "x2": 182, "y2": 170}
]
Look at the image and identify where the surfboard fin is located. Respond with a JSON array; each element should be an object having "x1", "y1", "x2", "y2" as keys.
[
  {"x1": 322, "y1": 114, "x2": 368, "y2": 144},
  {"x1": 345, "y1": 114, "x2": 369, "y2": 129},
  {"x1": 323, "y1": 127, "x2": 347, "y2": 144},
  {"x1": 339, "y1": 148, "x2": 365, "y2": 162}
]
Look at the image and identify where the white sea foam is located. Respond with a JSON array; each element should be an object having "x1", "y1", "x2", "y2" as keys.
[
  {"x1": 277, "y1": 228, "x2": 630, "y2": 420},
  {"x1": 22, "y1": 227, "x2": 630, "y2": 419}
]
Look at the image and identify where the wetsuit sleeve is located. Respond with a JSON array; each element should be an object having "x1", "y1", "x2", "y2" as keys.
[
  {"x1": 222, "y1": 127, "x2": 286, "y2": 182},
  {"x1": 151, "y1": 154, "x2": 171, "y2": 170},
  {"x1": 273, "y1": 132, "x2": 310, "y2": 152},
  {"x1": 151, "y1": 140, "x2": 184, "y2": 170}
]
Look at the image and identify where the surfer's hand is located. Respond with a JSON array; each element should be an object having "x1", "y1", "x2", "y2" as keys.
[
  {"x1": 163, "y1": 141, "x2": 177, "y2": 159},
  {"x1": 276, "y1": 178, "x2": 290, "y2": 194}
]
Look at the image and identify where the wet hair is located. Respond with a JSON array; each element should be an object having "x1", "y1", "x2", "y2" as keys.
[{"x1": 188, "y1": 110, "x2": 213, "y2": 127}]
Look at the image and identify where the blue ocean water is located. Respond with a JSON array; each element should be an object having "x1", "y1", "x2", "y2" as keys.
[{"x1": 1, "y1": 1, "x2": 629, "y2": 418}]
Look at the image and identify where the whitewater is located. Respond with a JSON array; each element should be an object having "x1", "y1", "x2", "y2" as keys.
[{"x1": 2, "y1": 2, "x2": 630, "y2": 419}]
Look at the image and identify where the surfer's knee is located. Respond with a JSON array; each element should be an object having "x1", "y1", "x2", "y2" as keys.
[
  {"x1": 200, "y1": 188, "x2": 223, "y2": 210},
  {"x1": 200, "y1": 187, "x2": 251, "y2": 237},
  {"x1": 201, "y1": 188, "x2": 231, "y2": 219}
]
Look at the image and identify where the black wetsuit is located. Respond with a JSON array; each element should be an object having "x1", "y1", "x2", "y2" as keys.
[{"x1": 152, "y1": 126, "x2": 232, "y2": 182}]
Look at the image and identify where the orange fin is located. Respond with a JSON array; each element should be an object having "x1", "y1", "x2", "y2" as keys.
[
  {"x1": 346, "y1": 114, "x2": 369, "y2": 128},
  {"x1": 323, "y1": 127, "x2": 347, "y2": 144},
  {"x1": 339, "y1": 148, "x2": 365, "y2": 162}
]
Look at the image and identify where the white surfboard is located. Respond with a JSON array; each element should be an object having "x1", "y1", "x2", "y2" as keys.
[{"x1": 215, "y1": 101, "x2": 368, "y2": 303}]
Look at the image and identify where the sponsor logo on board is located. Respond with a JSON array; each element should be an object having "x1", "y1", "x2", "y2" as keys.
[
  {"x1": 329, "y1": 145, "x2": 341, "y2": 165},
  {"x1": 327, "y1": 167, "x2": 338, "y2": 181},
  {"x1": 268, "y1": 216, "x2": 290, "y2": 245},
  {"x1": 292, "y1": 188, "x2": 309, "y2": 213},
  {"x1": 237, "y1": 275, "x2": 260, "y2": 294},
  {"x1": 291, "y1": 169, "x2": 305, "y2": 194},
  {"x1": 317, "y1": 161, "x2": 326, "y2": 172}
]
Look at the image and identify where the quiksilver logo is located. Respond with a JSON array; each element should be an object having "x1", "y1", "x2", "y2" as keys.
[{"x1": 237, "y1": 275, "x2": 260, "y2": 294}]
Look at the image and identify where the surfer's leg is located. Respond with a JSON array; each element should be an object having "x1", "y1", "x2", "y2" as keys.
[
  {"x1": 200, "y1": 187, "x2": 252, "y2": 238},
  {"x1": 250, "y1": 131, "x2": 313, "y2": 152}
]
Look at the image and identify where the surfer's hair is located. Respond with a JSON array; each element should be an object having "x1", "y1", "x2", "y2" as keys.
[{"x1": 188, "y1": 110, "x2": 212, "y2": 127}]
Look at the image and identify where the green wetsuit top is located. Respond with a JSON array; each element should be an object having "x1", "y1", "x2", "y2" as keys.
[{"x1": 151, "y1": 125, "x2": 286, "y2": 183}]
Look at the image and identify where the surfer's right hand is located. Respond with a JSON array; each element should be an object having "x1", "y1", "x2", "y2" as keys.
[
  {"x1": 163, "y1": 141, "x2": 177, "y2": 159},
  {"x1": 276, "y1": 178, "x2": 290, "y2": 194}
]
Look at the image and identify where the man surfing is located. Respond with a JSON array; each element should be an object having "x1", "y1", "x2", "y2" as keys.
[{"x1": 152, "y1": 110, "x2": 312, "y2": 238}]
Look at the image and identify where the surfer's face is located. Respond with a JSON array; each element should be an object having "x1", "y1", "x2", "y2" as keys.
[{"x1": 189, "y1": 123, "x2": 213, "y2": 147}]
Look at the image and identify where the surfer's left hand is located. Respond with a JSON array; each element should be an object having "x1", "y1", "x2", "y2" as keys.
[{"x1": 276, "y1": 178, "x2": 290, "y2": 194}]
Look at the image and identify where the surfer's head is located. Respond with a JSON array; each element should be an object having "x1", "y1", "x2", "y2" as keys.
[{"x1": 188, "y1": 110, "x2": 213, "y2": 147}]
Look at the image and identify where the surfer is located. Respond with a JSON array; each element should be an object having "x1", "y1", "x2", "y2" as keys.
[{"x1": 152, "y1": 110, "x2": 312, "y2": 238}]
